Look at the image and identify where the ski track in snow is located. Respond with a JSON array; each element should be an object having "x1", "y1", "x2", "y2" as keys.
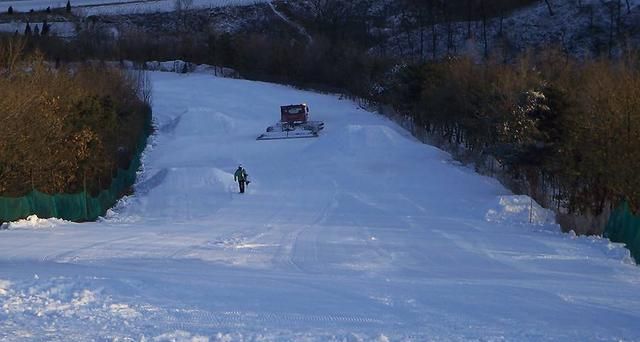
[{"x1": 1, "y1": 72, "x2": 640, "y2": 341}]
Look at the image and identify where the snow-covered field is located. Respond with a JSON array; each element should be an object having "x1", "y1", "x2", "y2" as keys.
[
  {"x1": 1, "y1": 72, "x2": 640, "y2": 341},
  {"x1": 0, "y1": 0, "x2": 266, "y2": 15}
]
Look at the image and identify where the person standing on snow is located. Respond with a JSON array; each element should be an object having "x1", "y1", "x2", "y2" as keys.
[{"x1": 234, "y1": 164, "x2": 249, "y2": 193}]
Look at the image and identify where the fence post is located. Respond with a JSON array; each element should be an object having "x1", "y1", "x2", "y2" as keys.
[
  {"x1": 83, "y1": 172, "x2": 88, "y2": 221},
  {"x1": 529, "y1": 196, "x2": 534, "y2": 224}
]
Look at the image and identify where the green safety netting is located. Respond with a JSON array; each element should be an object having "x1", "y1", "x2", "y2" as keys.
[
  {"x1": 604, "y1": 201, "x2": 640, "y2": 264},
  {"x1": 0, "y1": 114, "x2": 152, "y2": 223}
]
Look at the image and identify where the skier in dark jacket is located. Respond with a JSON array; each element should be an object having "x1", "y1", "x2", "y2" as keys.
[{"x1": 234, "y1": 165, "x2": 249, "y2": 193}]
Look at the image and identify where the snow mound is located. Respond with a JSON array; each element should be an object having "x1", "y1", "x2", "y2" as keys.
[
  {"x1": 176, "y1": 108, "x2": 236, "y2": 136},
  {"x1": 600, "y1": 240, "x2": 636, "y2": 265},
  {"x1": 345, "y1": 124, "x2": 406, "y2": 149},
  {"x1": 8, "y1": 215, "x2": 67, "y2": 230},
  {"x1": 2, "y1": 279, "x2": 98, "y2": 317},
  {"x1": 119, "y1": 167, "x2": 235, "y2": 220},
  {"x1": 485, "y1": 195, "x2": 557, "y2": 226},
  {"x1": 305, "y1": 124, "x2": 409, "y2": 157},
  {"x1": 157, "y1": 167, "x2": 234, "y2": 193}
]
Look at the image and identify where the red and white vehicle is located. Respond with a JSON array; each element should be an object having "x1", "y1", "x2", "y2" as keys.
[{"x1": 257, "y1": 104, "x2": 324, "y2": 140}]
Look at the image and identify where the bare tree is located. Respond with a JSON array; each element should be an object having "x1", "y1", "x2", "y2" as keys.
[
  {"x1": 617, "y1": 0, "x2": 622, "y2": 35},
  {"x1": 174, "y1": 0, "x2": 193, "y2": 12},
  {"x1": 130, "y1": 69, "x2": 152, "y2": 106},
  {"x1": 444, "y1": 2, "x2": 455, "y2": 55},
  {"x1": 481, "y1": 0, "x2": 488, "y2": 58},
  {"x1": 430, "y1": 0, "x2": 438, "y2": 60},
  {"x1": 466, "y1": 0, "x2": 473, "y2": 39},
  {"x1": 402, "y1": 0, "x2": 441, "y2": 60},
  {"x1": 544, "y1": 0, "x2": 554, "y2": 16},
  {"x1": 174, "y1": 0, "x2": 193, "y2": 32},
  {"x1": 399, "y1": 8, "x2": 414, "y2": 57},
  {"x1": 309, "y1": 0, "x2": 352, "y2": 42},
  {"x1": 405, "y1": 0, "x2": 426, "y2": 60}
]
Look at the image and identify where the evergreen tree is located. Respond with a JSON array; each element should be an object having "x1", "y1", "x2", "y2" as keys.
[
  {"x1": 7, "y1": 6, "x2": 13, "y2": 14},
  {"x1": 46, "y1": 6, "x2": 51, "y2": 13},
  {"x1": 34, "y1": 24, "x2": 40, "y2": 36},
  {"x1": 24, "y1": 22, "x2": 32, "y2": 36},
  {"x1": 66, "y1": 0, "x2": 71, "y2": 13}
]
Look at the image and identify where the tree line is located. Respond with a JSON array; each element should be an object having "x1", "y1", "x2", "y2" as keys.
[{"x1": 381, "y1": 51, "x2": 640, "y2": 219}]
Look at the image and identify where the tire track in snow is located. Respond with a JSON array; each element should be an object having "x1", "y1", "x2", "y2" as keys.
[
  {"x1": 161, "y1": 309, "x2": 383, "y2": 330},
  {"x1": 289, "y1": 180, "x2": 339, "y2": 273},
  {"x1": 273, "y1": 227, "x2": 305, "y2": 273},
  {"x1": 42, "y1": 235, "x2": 141, "y2": 262}
]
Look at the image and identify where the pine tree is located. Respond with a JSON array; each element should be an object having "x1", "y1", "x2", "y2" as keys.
[
  {"x1": 7, "y1": 6, "x2": 13, "y2": 14},
  {"x1": 46, "y1": 6, "x2": 51, "y2": 13},
  {"x1": 34, "y1": 24, "x2": 40, "y2": 36},
  {"x1": 66, "y1": 0, "x2": 71, "y2": 13},
  {"x1": 24, "y1": 22, "x2": 32, "y2": 36}
]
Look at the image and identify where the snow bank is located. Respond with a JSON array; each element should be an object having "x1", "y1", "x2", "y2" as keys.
[
  {"x1": 7, "y1": 215, "x2": 67, "y2": 230},
  {"x1": 2, "y1": 279, "x2": 97, "y2": 317},
  {"x1": 485, "y1": 195, "x2": 557, "y2": 226},
  {"x1": 143, "y1": 60, "x2": 240, "y2": 78}
]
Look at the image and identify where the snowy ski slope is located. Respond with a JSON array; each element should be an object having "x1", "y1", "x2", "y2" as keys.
[{"x1": 1, "y1": 72, "x2": 640, "y2": 341}]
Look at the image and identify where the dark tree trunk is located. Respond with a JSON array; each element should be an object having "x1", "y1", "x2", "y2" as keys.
[
  {"x1": 481, "y1": 0, "x2": 488, "y2": 58},
  {"x1": 419, "y1": 7, "x2": 425, "y2": 61},
  {"x1": 466, "y1": 0, "x2": 472, "y2": 39},
  {"x1": 609, "y1": 3, "x2": 615, "y2": 58},
  {"x1": 617, "y1": 0, "x2": 622, "y2": 35},
  {"x1": 444, "y1": 2, "x2": 454, "y2": 55},
  {"x1": 544, "y1": 0, "x2": 554, "y2": 16},
  {"x1": 431, "y1": 0, "x2": 437, "y2": 60}
]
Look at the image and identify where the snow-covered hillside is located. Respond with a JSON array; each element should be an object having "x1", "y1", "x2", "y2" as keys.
[
  {"x1": 488, "y1": 0, "x2": 640, "y2": 57},
  {"x1": 1, "y1": 72, "x2": 639, "y2": 341},
  {"x1": 0, "y1": 0, "x2": 267, "y2": 15},
  {"x1": 377, "y1": 0, "x2": 640, "y2": 59}
]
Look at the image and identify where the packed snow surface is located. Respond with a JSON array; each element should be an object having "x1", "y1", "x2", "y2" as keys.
[{"x1": 1, "y1": 72, "x2": 640, "y2": 341}]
